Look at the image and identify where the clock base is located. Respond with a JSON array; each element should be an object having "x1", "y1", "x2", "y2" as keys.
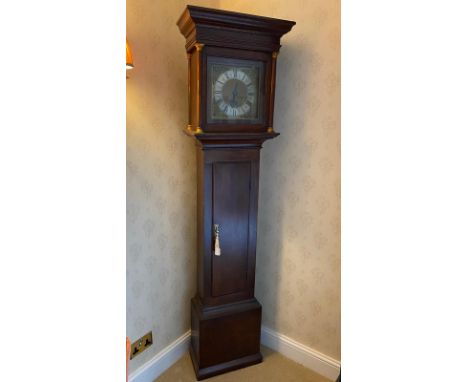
[{"x1": 190, "y1": 297, "x2": 262, "y2": 380}]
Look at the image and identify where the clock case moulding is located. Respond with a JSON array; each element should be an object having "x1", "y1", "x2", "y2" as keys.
[{"x1": 177, "y1": 5, "x2": 295, "y2": 380}]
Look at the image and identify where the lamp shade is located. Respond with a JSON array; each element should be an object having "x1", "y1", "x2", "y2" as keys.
[{"x1": 126, "y1": 38, "x2": 134, "y2": 69}]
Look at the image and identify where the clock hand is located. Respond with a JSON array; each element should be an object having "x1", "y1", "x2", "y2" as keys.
[{"x1": 231, "y1": 82, "x2": 238, "y2": 106}]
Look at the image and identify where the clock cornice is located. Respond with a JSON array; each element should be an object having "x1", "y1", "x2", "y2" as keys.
[{"x1": 177, "y1": 5, "x2": 296, "y2": 52}]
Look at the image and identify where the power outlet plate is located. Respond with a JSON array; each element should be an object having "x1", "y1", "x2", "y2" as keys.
[{"x1": 130, "y1": 331, "x2": 153, "y2": 359}]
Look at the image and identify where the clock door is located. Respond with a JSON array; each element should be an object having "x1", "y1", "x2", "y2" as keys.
[
  {"x1": 212, "y1": 160, "x2": 251, "y2": 296},
  {"x1": 205, "y1": 149, "x2": 259, "y2": 304}
]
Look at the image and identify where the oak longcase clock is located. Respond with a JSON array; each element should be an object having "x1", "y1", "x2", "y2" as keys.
[{"x1": 177, "y1": 6, "x2": 295, "y2": 380}]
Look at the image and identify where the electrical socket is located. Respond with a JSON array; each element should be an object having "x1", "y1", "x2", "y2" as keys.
[{"x1": 130, "y1": 331, "x2": 153, "y2": 359}]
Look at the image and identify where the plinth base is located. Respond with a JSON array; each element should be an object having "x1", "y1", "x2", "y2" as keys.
[{"x1": 190, "y1": 297, "x2": 262, "y2": 380}]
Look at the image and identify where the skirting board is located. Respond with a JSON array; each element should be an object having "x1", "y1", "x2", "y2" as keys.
[
  {"x1": 129, "y1": 327, "x2": 340, "y2": 382},
  {"x1": 261, "y1": 326, "x2": 341, "y2": 381},
  {"x1": 128, "y1": 330, "x2": 191, "y2": 382}
]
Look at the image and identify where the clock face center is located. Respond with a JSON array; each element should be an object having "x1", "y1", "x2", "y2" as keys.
[{"x1": 222, "y1": 79, "x2": 248, "y2": 108}]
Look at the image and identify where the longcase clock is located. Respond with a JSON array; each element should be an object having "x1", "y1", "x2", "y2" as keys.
[{"x1": 177, "y1": 6, "x2": 295, "y2": 380}]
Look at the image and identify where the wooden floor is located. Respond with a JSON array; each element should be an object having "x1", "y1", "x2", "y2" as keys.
[{"x1": 155, "y1": 346, "x2": 332, "y2": 382}]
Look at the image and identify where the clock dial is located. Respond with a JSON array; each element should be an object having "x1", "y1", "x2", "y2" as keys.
[
  {"x1": 214, "y1": 69, "x2": 255, "y2": 118},
  {"x1": 208, "y1": 58, "x2": 264, "y2": 123}
]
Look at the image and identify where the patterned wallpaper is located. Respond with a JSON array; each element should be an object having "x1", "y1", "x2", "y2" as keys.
[
  {"x1": 127, "y1": 0, "x2": 340, "y2": 373},
  {"x1": 126, "y1": 0, "x2": 219, "y2": 373},
  {"x1": 218, "y1": 0, "x2": 341, "y2": 360}
]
